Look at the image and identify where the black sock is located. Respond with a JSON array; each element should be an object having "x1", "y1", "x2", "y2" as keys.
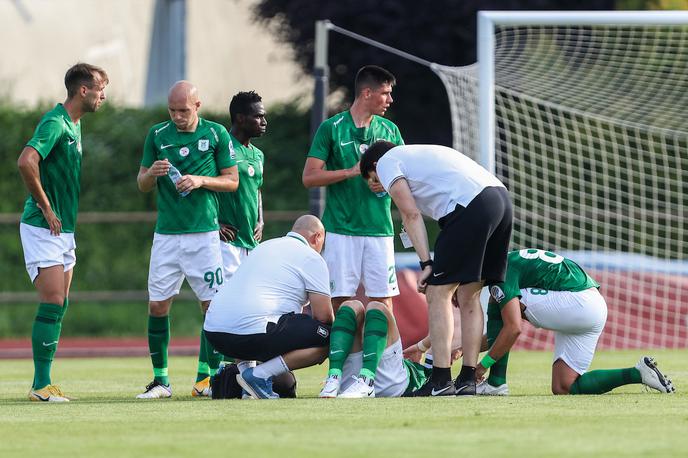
[
  {"x1": 457, "y1": 365, "x2": 476, "y2": 383},
  {"x1": 432, "y1": 366, "x2": 451, "y2": 385}
]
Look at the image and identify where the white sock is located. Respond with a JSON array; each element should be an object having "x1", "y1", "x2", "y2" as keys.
[
  {"x1": 237, "y1": 360, "x2": 257, "y2": 373},
  {"x1": 252, "y1": 356, "x2": 289, "y2": 379}
]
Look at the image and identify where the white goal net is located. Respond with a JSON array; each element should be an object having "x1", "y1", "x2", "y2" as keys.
[{"x1": 433, "y1": 16, "x2": 688, "y2": 349}]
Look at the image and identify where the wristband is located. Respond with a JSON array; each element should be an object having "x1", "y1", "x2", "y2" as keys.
[
  {"x1": 416, "y1": 340, "x2": 429, "y2": 352},
  {"x1": 419, "y1": 259, "x2": 433, "y2": 270},
  {"x1": 480, "y1": 353, "x2": 497, "y2": 369}
]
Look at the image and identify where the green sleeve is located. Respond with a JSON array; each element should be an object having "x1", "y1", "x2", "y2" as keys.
[
  {"x1": 394, "y1": 124, "x2": 404, "y2": 145},
  {"x1": 216, "y1": 126, "x2": 236, "y2": 169},
  {"x1": 307, "y1": 121, "x2": 332, "y2": 161},
  {"x1": 141, "y1": 128, "x2": 157, "y2": 168},
  {"x1": 489, "y1": 280, "x2": 520, "y2": 310},
  {"x1": 26, "y1": 119, "x2": 63, "y2": 159}
]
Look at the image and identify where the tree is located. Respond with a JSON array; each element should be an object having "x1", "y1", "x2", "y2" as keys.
[{"x1": 252, "y1": 0, "x2": 615, "y2": 146}]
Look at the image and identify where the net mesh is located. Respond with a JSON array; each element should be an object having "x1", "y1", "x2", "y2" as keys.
[{"x1": 433, "y1": 25, "x2": 688, "y2": 349}]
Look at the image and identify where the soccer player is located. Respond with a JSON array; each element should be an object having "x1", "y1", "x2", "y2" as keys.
[
  {"x1": 303, "y1": 65, "x2": 404, "y2": 316},
  {"x1": 136, "y1": 81, "x2": 238, "y2": 399},
  {"x1": 319, "y1": 300, "x2": 437, "y2": 398},
  {"x1": 18, "y1": 63, "x2": 108, "y2": 402},
  {"x1": 360, "y1": 142, "x2": 512, "y2": 396},
  {"x1": 218, "y1": 91, "x2": 266, "y2": 275},
  {"x1": 204, "y1": 215, "x2": 333, "y2": 399},
  {"x1": 478, "y1": 248, "x2": 675, "y2": 395}
]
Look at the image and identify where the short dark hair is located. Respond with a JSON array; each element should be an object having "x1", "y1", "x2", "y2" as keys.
[
  {"x1": 64, "y1": 63, "x2": 108, "y2": 98},
  {"x1": 360, "y1": 140, "x2": 396, "y2": 179},
  {"x1": 229, "y1": 91, "x2": 263, "y2": 123},
  {"x1": 354, "y1": 65, "x2": 396, "y2": 96}
]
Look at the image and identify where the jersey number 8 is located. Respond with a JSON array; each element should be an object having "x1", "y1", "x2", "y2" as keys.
[{"x1": 518, "y1": 249, "x2": 564, "y2": 264}]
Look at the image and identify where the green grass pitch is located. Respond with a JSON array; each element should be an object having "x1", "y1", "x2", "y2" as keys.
[{"x1": 1, "y1": 349, "x2": 686, "y2": 457}]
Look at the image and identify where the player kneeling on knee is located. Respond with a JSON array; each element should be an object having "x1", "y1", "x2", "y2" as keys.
[
  {"x1": 203, "y1": 215, "x2": 333, "y2": 399},
  {"x1": 478, "y1": 249, "x2": 675, "y2": 395}
]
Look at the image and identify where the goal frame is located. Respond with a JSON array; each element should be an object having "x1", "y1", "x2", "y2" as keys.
[{"x1": 477, "y1": 10, "x2": 688, "y2": 173}]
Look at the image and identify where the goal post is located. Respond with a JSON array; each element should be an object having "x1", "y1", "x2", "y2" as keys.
[{"x1": 433, "y1": 11, "x2": 688, "y2": 349}]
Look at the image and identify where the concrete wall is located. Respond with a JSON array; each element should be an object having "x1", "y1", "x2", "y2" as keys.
[{"x1": 0, "y1": 0, "x2": 309, "y2": 110}]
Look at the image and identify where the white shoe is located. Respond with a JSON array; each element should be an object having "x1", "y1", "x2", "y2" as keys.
[
  {"x1": 136, "y1": 380, "x2": 172, "y2": 399},
  {"x1": 636, "y1": 356, "x2": 675, "y2": 393},
  {"x1": 319, "y1": 374, "x2": 341, "y2": 398},
  {"x1": 338, "y1": 375, "x2": 375, "y2": 398},
  {"x1": 476, "y1": 381, "x2": 509, "y2": 396}
]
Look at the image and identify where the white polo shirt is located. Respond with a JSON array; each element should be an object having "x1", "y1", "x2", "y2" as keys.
[
  {"x1": 375, "y1": 145, "x2": 505, "y2": 221},
  {"x1": 204, "y1": 231, "x2": 330, "y2": 335}
]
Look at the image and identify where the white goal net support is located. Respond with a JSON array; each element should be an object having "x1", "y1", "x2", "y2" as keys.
[{"x1": 432, "y1": 11, "x2": 688, "y2": 349}]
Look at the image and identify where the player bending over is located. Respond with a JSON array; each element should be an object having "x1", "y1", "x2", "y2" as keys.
[{"x1": 477, "y1": 249, "x2": 675, "y2": 396}]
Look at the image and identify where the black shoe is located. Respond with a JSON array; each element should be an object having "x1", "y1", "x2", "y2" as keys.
[
  {"x1": 411, "y1": 379, "x2": 457, "y2": 397},
  {"x1": 454, "y1": 378, "x2": 476, "y2": 396}
]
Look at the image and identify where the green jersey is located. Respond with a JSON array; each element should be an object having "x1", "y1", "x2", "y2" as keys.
[
  {"x1": 489, "y1": 249, "x2": 600, "y2": 309},
  {"x1": 141, "y1": 117, "x2": 236, "y2": 234},
  {"x1": 21, "y1": 104, "x2": 82, "y2": 233},
  {"x1": 308, "y1": 111, "x2": 404, "y2": 236},
  {"x1": 218, "y1": 134, "x2": 264, "y2": 249}
]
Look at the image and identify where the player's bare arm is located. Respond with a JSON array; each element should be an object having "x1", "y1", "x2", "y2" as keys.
[
  {"x1": 253, "y1": 190, "x2": 264, "y2": 241},
  {"x1": 308, "y1": 292, "x2": 334, "y2": 325},
  {"x1": 388, "y1": 178, "x2": 432, "y2": 293},
  {"x1": 137, "y1": 159, "x2": 172, "y2": 192},
  {"x1": 17, "y1": 146, "x2": 62, "y2": 235},
  {"x1": 176, "y1": 165, "x2": 239, "y2": 194},
  {"x1": 302, "y1": 156, "x2": 360, "y2": 188},
  {"x1": 475, "y1": 298, "x2": 522, "y2": 381}
]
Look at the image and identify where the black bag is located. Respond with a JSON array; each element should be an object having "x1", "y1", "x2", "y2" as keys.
[{"x1": 210, "y1": 363, "x2": 297, "y2": 399}]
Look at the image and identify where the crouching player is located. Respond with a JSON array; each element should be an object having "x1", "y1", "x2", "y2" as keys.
[
  {"x1": 478, "y1": 248, "x2": 675, "y2": 396},
  {"x1": 319, "y1": 300, "x2": 434, "y2": 398}
]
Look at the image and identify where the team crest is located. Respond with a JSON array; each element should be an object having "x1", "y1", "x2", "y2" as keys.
[
  {"x1": 247, "y1": 165, "x2": 255, "y2": 177},
  {"x1": 359, "y1": 143, "x2": 369, "y2": 155},
  {"x1": 179, "y1": 147, "x2": 190, "y2": 157},
  {"x1": 198, "y1": 139, "x2": 209, "y2": 151},
  {"x1": 490, "y1": 286, "x2": 505, "y2": 303},
  {"x1": 317, "y1": 326, "x2": 330, "y2": 338}
]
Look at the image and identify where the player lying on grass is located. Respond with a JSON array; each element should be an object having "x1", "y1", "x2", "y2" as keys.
[
  {"x1": 320, "y1": 299, "x2": 461, "y2": 398},
  {"x1": 477, "y1": 248, "x2": 675, "y2": 396}
]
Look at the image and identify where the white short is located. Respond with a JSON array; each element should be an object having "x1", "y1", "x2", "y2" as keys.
[
  {"x1": 323, "y1": 233, "x2": 398, "y2": 298},
  {"x1": 20, "y1": 223, "x2": 76, "y2": 282},
  {"x1": 148, "y1": 231, "x2": 224, "y2": 302},
  {"x1": 522, "y1": 287, "x2": 608, "y2": 374},
  {"x1": 341, "y1": 338, "x2": 408, "y2": 397},
  {"x1": 220, "y1": 242, "x2": 250, "y2": 280}
]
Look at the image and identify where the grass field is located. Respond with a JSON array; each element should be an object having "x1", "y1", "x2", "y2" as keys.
[{"x1": 1, "y1": 349, "x2": 686, "y2": 457}]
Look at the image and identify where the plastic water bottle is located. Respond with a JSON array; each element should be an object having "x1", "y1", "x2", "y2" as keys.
[
  {"x1": 168, "y1": 164, "x2": 190, "y2": 197},
  {"x1": 375, "y1": 191, "x2": 387, "y2": 197}
]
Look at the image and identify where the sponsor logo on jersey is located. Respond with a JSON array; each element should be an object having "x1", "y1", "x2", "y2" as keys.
[
  {"x1": 490, "y1": 285, "x2": 505, "y2": 303},
  {"x1": 317, "y1": 326, "x2": 329, "y2": 338},
  {"x1": 228, "y1": 141, "x2": 236, "y2": 160},
  {"x1": 340, "y1": 140, "x2": 354, "y2": 147},
  {"x1": 179, "y1": 146, "x2": 190, "y2": 157},
  {"x1": 198, "y1": 139, "x2": 209, "y2": 151},
  {"x1": 247, "y1": 165, "x2": 255, "y2": 177}
]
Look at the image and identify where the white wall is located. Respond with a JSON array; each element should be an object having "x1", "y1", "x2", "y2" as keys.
[{"x1": 0, "y1": 0, "x2": 309, "y2": 110}]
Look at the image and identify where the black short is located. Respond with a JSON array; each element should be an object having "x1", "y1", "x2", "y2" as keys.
[
  {"x1": 204, "y1": 313, "x2": 331, "y2": 362},
  {"x1": 427, "y1": 186, "x2": 512, "y2": 286}
]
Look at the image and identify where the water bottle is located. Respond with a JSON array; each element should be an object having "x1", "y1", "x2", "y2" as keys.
[
  {"x1": 168, "y1": 164, "x2": 190, "y2": 197},
  {"x1": 375, "y1": 191, "x2": 387, "y2": 197}
]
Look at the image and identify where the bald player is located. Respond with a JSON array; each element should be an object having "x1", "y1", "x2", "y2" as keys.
[
  {"x1": 204, "y1": 215, "x2": 334, "y2": 399},
  {"x1": 136, "y1": 81, "x2": 239, "y2": 399}
]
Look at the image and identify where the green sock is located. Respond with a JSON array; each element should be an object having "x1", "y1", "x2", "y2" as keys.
[
  {"x1": 196, "y1": 328, "x2": 210, "y2": 382},
  {"x1": 569, "y1": 368, "x2": 642, "y2": 394},
  {"x1": 327, "y1": 305, "x2": 358, "y2": 377},
  {"x1": 486, "y1": 301, "x2": 509, "y2": 386},
  {"x1": 360, "y1": 309, "x2": 388, "y2": 380},
  {"x1": 31, "y1": 303, "x2": 63, "y2": 389},
  {"x1": 55, "y1": 297, "x2": 69, "y2": 337},
  {"x1": 148, "y1": 315, "x2": 170, "y2": 385}
]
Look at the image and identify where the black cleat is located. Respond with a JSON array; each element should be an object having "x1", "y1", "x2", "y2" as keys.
[
  {"x1": 411, "y1": 379, "x2": 457, "y2": 397},
  {"x1": 454, "y1": 378, "x2": 477, "y2": 396}
]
